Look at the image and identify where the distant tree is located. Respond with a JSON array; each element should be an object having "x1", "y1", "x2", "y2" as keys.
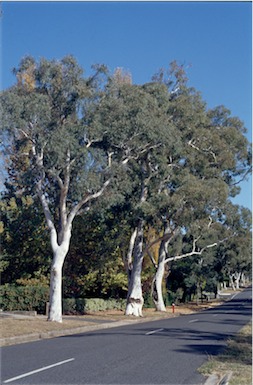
[{"x1": 214, "y1": 204, "x2": 252, "y2": 290}]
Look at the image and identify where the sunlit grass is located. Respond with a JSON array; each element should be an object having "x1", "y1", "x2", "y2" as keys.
[{"x1": 200, "y1": 322, "x2": 252, "y2": 385}]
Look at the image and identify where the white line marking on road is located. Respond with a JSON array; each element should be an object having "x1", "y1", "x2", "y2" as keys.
[
  {"x1": 3, "y1": 358, "x2": 75, "y2": 383},
  {"x1": 212, "y1": 314, "x2": 218, "y2": 317},
  {"x1": 231, "y1": 292, "x2": 241, "y2": 300},
  {"x1": 145, "y1": 328, "x2": 164, "y2": 335},
  {"x1": 189, "y1": 319, "x2": 199, "y2": 323}
]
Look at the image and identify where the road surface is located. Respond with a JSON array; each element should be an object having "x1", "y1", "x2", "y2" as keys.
[{"x1": 1, "y1": 287, "x2": 252, "y2": 385}]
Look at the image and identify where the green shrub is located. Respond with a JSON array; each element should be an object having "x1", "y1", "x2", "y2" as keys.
[
  {"x1": 63, "y1": 297, "x2": 126, "y2": 314},
  {"x1": 62, "y1": 298, "x2": 86, "y2": 314},
  {"x1": 143, "y1": 292, "x2": 154, "y2": 308},
  {"x1": 0, "y1": 285, "x2": 126, "y2": 315},
  {"x1": 0, "y1": 284, "x2": 49, "y2": 314}
]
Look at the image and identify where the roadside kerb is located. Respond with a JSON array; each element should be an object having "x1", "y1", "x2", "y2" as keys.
[{"x1": 0, "y1": 314, "x2": 175, "y2": 347}]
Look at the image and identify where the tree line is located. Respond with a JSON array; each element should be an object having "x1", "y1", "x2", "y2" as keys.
[{"x1": 0, "y1": 56, "x2": 251, "y2": 322}]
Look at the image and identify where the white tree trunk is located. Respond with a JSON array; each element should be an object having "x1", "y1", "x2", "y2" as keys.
[
  {"x1": 48, "y1": 227, "x2": 71, "y2": 322},
  {"x1": 234, "y1": 272, "x2": 241, "y2": 290},
  {"x1": 240, "y1": 272, "x2": 246, "y2": 287},
  {"x1": 125, "y1": 267, "x2": 144, "y2": 317},
  {"x1": 125, "y1": 222, "x2": 144, "y2": 317},
  {"x1": 152, "y1": 260, "x2": 166, "y2": 311},
  {"x1": 229, "y1": 273, "x2": 235, "y2": 291},
  {"x1": 151, "y1": 225, "x2": 171, "y2": 312},
  {"x1": 48, "y1": 256, "x2": 64, "y2": 322}
]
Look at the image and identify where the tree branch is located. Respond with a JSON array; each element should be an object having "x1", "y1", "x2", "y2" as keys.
[
  {"x1": 67, "y1": 179, "x2": 110, "y2": 226},
  {"x1": 143, "y1": 231, "x2": 176, "y2": 256},
  {"x1": 34, "y1": 146, "x2": 58, "y2": 253},
  {"x1": 164, "y1": 235, "x2": 231, "y2": 264},
  {"x1": 147, "y1": 249, "x2": 158, "y2": 269},
  {"x1": 188, "y1": 139, "x2": 217, "y2": 162},
  {"x1": 124, "y1": 228, "x2": 137, "y2": 273}
]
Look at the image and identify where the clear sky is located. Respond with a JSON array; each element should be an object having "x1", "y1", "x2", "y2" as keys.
[{"x1": 1, "y1": 1, "x2": 252, "y2": 210}]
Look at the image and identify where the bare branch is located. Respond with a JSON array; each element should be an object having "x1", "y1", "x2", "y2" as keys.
[
  {"x1": 124, "y1": 228, "x2": 137, "y2": 273},
  {"x1": 164, "y1": 235, "x2": 232, "y2": 264},
  {"x1": 37, "y1": 187, "x2": 58, "y2": 253},
  {"x1": 34, "y1": 147, "x2": 58, "y2": 252},
  {"x1": 147, "y1": 249, "x2": 158, "y2": 269},
  {"x1": 232, "y1": 168, "x2": 252, "y2": 186},
  {"x1": 188, "y1": 139, "x2": 217, "y2": 162},
  {"x1": 143, "y1": 229, "x2": 177, "y2": 256},
  {"x1": 108, "y1": 152, "x2": 114, "y2": 167},
  {"x1": 85, "y1": 132, "x2": 107, "y2": 148},
  {"x1": 67, "y1": 179, "x2": 110, "y2": 226},
  {"x1": 19, "y1": 128, "x2": 36, "y2": 144},
  {"x1": 208, "y1": 216, "x2": 213, "y2": 229}
]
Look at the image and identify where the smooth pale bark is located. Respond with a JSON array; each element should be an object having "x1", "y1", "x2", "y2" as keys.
[
  {"x1": 151, "y1": 228, "x2": 225, "y2": 311},
  {"x1": 124, "y1": 228, "x2": 137, "y2": 286},
  {"x1": 240, "y1": 272, "x2": 247, "y2": 287},
  {"x1": 151, "y1": 226, "x2": 171, "y2": 312},
  {"x1": 48, "y1": 228, "x2": 71, "y2": 322},
  {"x1": 125, "y1": 221, "x2": 144, "y2": 317},
  {"x1": 48, "y1": 255, "x2": 64, "y2": 322},
  {"x1": 229, "y1": 273, "x2": 236, "y2": 291},
  {"x1": 37, "y1": 152, "x2": 110, "y2": 322},
  {"x1": 151, "y1": 260, "x2": 166, "y2": 311},
  {"x1": 234, "y1": 272, "x2": 241, "y2": 290}
]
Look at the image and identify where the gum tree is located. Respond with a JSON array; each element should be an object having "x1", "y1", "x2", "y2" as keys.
[
  {"x1": 1, "y1": 56, "x2": 111, "y2": 322},
  {"x1": 92, "y1": 63, "x2": 251, "y2": 316},
  {"x1": 145, "y1": 66, "x2": 252, "y2": 312},
  {"x1": 88, "y1": 78, "x2": 180, "y2": 315}
]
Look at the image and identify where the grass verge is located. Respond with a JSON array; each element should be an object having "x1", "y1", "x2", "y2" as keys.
[
  {"x1": 199, "y1": 322, "x2": 252, "y2": 385},
  {"x1": 0, "y1": 302, "x2": 220, "y2": 341}
]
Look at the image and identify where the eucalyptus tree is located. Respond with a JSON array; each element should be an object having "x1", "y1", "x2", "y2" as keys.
[
  {"x1": 88, "y1": 78, "x2": 182, "y2": 315},
  {"x1": 90, "y1": 61, "x2": 251, "y2": 315},
  {"x1": 0, "y1": 56, "x2": 112, "y2": 322},
  {"x1": 214, "y1": 203, "x2": 252, "y2": 290},
  {"x1": 137, "y1": 62, "x2": 252, "y2": 312}
]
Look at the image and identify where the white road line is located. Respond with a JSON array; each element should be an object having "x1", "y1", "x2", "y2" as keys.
[
  {"x1": 212, "y1": 314, "x2": 218, "y2": 317},
  {"x1": 189, "y1": 319, "x2": 199, "y2": 323},
  {"x1": 145, "y1": 328, "x2": 164, "y2": 335},
  {"x1": 3, "y1": 358, "x2": 75, "y2": 383}
]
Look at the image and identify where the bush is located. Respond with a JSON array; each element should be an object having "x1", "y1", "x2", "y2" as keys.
[
  {"x1": 63, "y1": 297, "x2": 126, "y2": 314},
  {"x1": 62, "y1": 298, "x2": 86, "y2": 314},
  {"x1": 0, "y1": 285, "x2": 126, "y2": 315},
  {"x1": 0, "y1": 284, "x2": 49, "y2": 314}
]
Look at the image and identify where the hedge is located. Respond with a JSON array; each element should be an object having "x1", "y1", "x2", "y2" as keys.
[
  {"x1": 0, "y1": 284, "x2": 126, "y2": 315},
  {"x1": 0, "y1": 284, "x2": 50, "y2": 314},
  {"x1": 63, "y1": 297, "x2": 126, "y2": 314}
]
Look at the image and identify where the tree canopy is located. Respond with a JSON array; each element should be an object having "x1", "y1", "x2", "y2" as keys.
[{"x1": 1, "y1": 55, "x2": 251, "y2": 319}]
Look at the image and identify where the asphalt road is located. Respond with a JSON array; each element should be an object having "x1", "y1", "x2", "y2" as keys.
[{"x1": 1, "y1": 287, "x2": 252, "y2": 385}]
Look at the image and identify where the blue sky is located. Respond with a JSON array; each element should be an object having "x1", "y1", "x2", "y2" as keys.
[{"x1": 1, "y1": 1, "x2": 252, "y2": 210}]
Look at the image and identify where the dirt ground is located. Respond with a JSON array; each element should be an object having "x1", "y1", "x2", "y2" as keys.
[{"x1": 0, "y1": 301, "x2": 222, "y2": 340}]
